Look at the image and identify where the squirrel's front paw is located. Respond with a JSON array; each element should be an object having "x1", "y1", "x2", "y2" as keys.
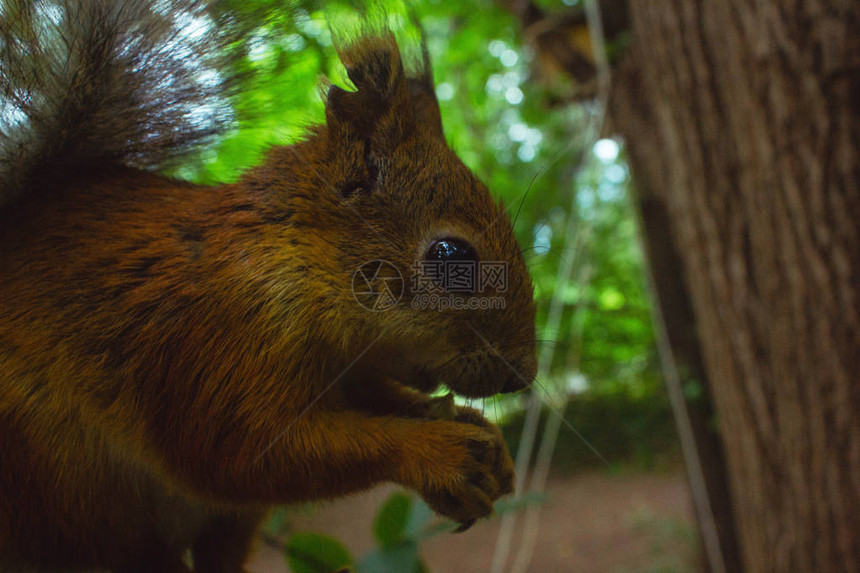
[{"x1": 412, "y1": 420, "x2": 514, "y2": 531}]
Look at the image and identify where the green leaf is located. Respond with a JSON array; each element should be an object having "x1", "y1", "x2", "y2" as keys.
[
  {"x1": 358, "y1": 542, "x2": 422, "y2": 573},
  {"x1": 285, "y1": 532, "x2": 354, "y2": 573},
  {"x1": 404, "y1": 498, "x2": 433, "y2": 539},
  {"x1": 372, "y1": 492, "x2": 412, "y2": 548}
]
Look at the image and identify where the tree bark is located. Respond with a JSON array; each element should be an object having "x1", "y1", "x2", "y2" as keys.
[
  {"x1": 610, "y1": 1, "x2": 860, "y2": 571},
  {"x1": 631, "y1": 141, "x2": 743, "y2": 573}
]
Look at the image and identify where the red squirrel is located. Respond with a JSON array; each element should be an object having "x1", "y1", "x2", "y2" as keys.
[{"x1": 0, "y1": 1, "x2": 537, "y2": 571}]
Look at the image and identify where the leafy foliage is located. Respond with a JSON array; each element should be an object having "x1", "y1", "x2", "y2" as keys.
[
  {"x1": 372, "y1": 492, "x2": 412, "y2": 549},
  {"x1": 360, "y1": 493, "x2": 436, "y2": 573},
  {"x1": 285, "y1": 531, "x2": 353, "y2": 573}
]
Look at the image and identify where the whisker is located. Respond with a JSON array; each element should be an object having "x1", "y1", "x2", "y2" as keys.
[
  {"x1": 512, "y1": 135, "x2": 581, "y2": 228},
  {"x1": 518, "y1": 244, "x2": 550, "y2": 257},
  {"x1": 511, "y1": 165, "x2": 544, "y2": 229}
]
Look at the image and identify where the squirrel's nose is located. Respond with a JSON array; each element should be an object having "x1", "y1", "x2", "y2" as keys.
[{"x1": 500, "y1": 373, "x2": 530, "y2": 394}]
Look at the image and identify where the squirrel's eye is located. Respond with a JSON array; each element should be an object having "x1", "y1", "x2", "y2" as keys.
[{"x1": 425, "y1": 237, "x2": 479, "y2": 262}]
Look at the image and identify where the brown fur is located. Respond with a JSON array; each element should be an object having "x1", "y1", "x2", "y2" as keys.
[{"x1": 0, "y1": 2, "x2": 536, "y2": 571}]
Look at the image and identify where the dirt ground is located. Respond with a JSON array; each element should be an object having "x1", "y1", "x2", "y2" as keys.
[{"x1": 246, "y1": 468, "x2": 700, "y2": 573}]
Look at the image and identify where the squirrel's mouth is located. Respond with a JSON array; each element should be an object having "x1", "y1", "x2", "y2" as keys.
[
  {"x1": 445, "y1": 377, "x2": 525, "y2": 399},
  {"x1": 394, "y1": 345, "x2": 535, "y2": 399},
  {"x1": 405, "y1": 364, "x2": 531, "y2": 399},
  {"x1": 443, "y1": 355, "x2": 535, "y2": 399}
]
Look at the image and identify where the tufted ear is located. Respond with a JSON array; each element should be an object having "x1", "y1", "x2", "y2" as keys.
[
  {"x1": 324, "y1": 33, "x2": 446, "y2": 199},
  {"x1": 325, "y1": 33, "x2": 445, "y2": 152},
  {"x1": 326, "y1": 34, "x2": 412, "y2": 146}
]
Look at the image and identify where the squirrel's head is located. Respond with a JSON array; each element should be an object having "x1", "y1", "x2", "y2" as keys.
[{"x1": 252, "y1": 34, "x2": 536, "y2": 398}]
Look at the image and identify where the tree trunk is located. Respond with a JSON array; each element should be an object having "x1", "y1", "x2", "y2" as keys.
[
  {"x1": 610, "y1": 1, "x2": 860, "y2": 571},
  {"x1": 631, "y1": 144, "x2": 743, "y2": 573}
]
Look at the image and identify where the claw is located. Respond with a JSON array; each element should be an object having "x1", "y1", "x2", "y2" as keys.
[{"x1": 454, "y1": 518, "x2": 476, "y2": 533}]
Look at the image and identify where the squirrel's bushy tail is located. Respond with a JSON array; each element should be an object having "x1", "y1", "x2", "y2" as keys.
[{"x1": 0, "y1": 0, "x2": 240, "y2": 207}]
